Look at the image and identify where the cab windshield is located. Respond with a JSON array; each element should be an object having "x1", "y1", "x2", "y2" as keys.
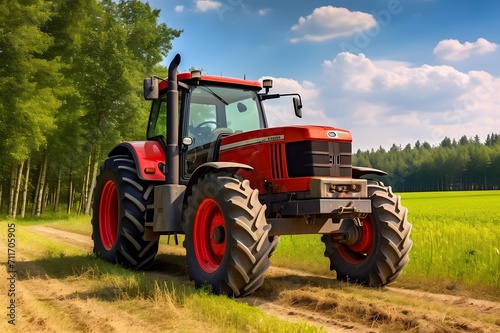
[{"x1": 187, "y1": 85, "x2": 265, "y2": 147}]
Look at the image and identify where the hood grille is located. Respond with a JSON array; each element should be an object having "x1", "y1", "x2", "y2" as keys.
[
  {"x1": 285, "y1": 141, "x2": 352, "y2": 178},
  {"x1": 270, "y1": 143, "x2": 285, "y2": 179}
]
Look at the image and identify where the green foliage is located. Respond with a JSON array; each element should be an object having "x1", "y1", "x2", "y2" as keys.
[
  {"x1": 0, "y1": 0, "x2": 181, "y2": 214},
  {"x1": 0, "y1": 0, "x2": 60, "y2": 163}
]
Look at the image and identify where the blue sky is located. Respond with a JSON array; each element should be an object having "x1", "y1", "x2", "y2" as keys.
[{"x1": 147, "y1": 0, "x2": 500, "y2": 151}]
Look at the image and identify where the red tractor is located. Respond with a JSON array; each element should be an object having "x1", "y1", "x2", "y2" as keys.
[{"x1": 92, "y1": 54, "x2": 412, "y2": 297}]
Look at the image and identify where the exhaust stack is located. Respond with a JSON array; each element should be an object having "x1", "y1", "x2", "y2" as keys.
[{"x1": 166, "y1": 54, "x2": 181, "y2": 184}]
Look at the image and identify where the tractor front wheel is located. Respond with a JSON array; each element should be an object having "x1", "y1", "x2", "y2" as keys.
[
  {"x1": 182, "y1": 171, "x2": 279, "y2": 297},
  {"x1": 91, "y1": 155, "x2": 159, "y2": 269},
  {"x1": 322, "y1": 182, "x2": 412, "y2": 286}
]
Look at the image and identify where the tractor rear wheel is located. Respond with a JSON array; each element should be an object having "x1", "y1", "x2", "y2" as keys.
[
  {"x1": 321, "y1": 181, "x2": 412, "y2": 286},
  {"x1": 92, "y1": 155, "x2": 159, "y2": 269},
  {"x1": 182, "y1": 171, "x2": 279, "y2": 297}
]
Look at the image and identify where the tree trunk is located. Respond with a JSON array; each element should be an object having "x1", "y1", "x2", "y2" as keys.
[
  {"x1": 67, "y1": 167, "x2": 73, "y2": 214},
  {"x1": 78, "y1": 168, "x2": 87, "y2": 215},
  {"x1": 32, "y1": 155, "x2": 43, "y2": 216},
  {"x1": 20, "y1": 158, "x2": 31, "y2": 218},
  {"x1": 41, "y1": 182, "x2": 49, "y2": 215},
  {"x1": 0, "y1": 185, "x2": 3, "y2": 212},
  {"x1": 35, "y1": 151, "x2": 48, "y2": 217},
  {"x1": 8, "y1": 163, "x2": 17, "y2": 217},
  {"x1": 73, "y1": 188, "x2": 78, "y2": 214},
  {"x1": 54, "y1": 169, "x2": 61, "y2": 212},
  {"x1": 12, "y1": 161, "x2": 25, "y2": 218},
  {"x1": 84, "y1": 157, "x2": 98, "y2": 215},
  {"x1": 77, "y1": 185, "x2": 84, "y2": 215},
  {"x1": 81, "y1": 155, "x2": 91, "y2": 214}
]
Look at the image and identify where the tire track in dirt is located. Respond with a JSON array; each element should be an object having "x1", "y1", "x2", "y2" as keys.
[
  {"x1": 1, "y1": 241, "x2": 166, "y2": 333},
  {"x1": 27, "y1": 225, "x2": 93, "y2": 252},
  {"x1": 16, "y1": 277, "x2": 161, "y2": 333},
  {"x1": 25, "y1": 225, "x2": 500, "y2": 333}
]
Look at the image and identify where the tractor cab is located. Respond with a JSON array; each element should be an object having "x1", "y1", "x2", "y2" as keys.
[
  {"x1": 145, "y1": 72, "x2": 268, "y2": 177},
  {"x1": 146, "y1": 73, "x2": 266, "y2": 145},
  {"x1": 143, "y1": 71, "x2": 302, "y2": 179}
]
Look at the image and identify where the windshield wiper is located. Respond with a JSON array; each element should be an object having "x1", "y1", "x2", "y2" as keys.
[{"x1": 200, "y1": 85, "x2": 228, "y2": 105}]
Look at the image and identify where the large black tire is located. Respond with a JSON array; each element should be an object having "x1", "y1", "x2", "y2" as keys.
[
  {"x1": 92, "y1": 155, "x2": 159, "y2": 269},
  {"x1": 321, "y1": 181, "x2": 412, "y2": 286},
  {"x1": 182, "y1": 171, "x2": 279, "y2": 297}
]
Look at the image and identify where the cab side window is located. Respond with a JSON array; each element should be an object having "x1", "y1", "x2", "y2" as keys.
[
  {"x1": 188, "y1": 102, "x2": 217, "y2": 147},
  {"x1": 147, "y1": 98, "x2": 167, "y2": 139},
  {"x1": 147, "y1": 91, "x2": 183, "y2": 141}
]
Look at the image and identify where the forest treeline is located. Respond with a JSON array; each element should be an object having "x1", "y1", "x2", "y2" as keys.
[
  {"x1": 0, "y1": 0, "x2": 181, "y2": 217},
  {"x1": 353, "y1": 134, "x2": 500, "y2": 192}
]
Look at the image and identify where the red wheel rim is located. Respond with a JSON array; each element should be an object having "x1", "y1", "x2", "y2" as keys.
[
  {"x1": 193, "y1": 198, "x2": 226, "y2": 274},
  {"x1": 336, "y1": 217, "x2": 374, "y2": 265},
  {"x1": 99, "y1": 180, "x2": 118, "y2": 250}
]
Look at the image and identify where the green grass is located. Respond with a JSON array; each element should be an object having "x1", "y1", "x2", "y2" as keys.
[
  {"x1": 185, "y1": 291, "x2": 318, "y2": 333},
  {"x1": 401, "y1": 190, "x2": 500, "y2": 290},
  {"x1": 270, "y1": 234, "x2": 331, "y2": 276}
]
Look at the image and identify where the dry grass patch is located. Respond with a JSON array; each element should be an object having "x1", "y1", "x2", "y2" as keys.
[{"x1": 274, "y1": 283, "x2": 499, "y2": 332}]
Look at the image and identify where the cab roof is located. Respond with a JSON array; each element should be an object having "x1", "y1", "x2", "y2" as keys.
[{"x1": 158, "y1": 72, "x2": 262, "y2": 91}]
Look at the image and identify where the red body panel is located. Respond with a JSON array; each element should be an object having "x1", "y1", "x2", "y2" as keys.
[
  {"x1": 118, "y1": 141, "x2": 166, "y2": 181},
  {"x1": 218, "y1": 125, "x2": 352, "y2": 194},
  {"x1": 118, "y1": 125, "x2": 351, "y2": 187}
]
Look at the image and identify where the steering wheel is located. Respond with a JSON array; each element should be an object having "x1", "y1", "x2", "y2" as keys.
[{"x1": 195, "y1": 120, "x2": 222, "y2": 129}]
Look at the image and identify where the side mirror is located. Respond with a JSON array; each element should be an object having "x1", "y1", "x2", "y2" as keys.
[
  {"x1": 143, "y1": 77, "x2": 159, "y2": 100},
  {"x1": 293, "y1": 96, "x2": 302, "y2": 118}
]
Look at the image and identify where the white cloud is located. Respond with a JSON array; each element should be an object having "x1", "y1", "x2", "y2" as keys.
[
  {"x1": 319, "y1": 52, "x2": 500, "y2": 149},
  {"x1": 258, "y1": 8, "x2": 270, "y2": 16},
  {"x1": 433, "y1": 38, "x2": 498, "y2": 61},
  {"x1": 371, "y1": 60, "x2": 412, "y2": 71},
  {"x1": 175, "y1": 5, "x2": 184, "y2": 13},
  {"x1": 322, "y1": 52, "x2": 471, "y2": 98},
  {"x1": 290, "y1": 6, "x2": 376, "y2": 43},
  {"x1": 195, "y1": 0, "x2": 222, "y2": 12}
]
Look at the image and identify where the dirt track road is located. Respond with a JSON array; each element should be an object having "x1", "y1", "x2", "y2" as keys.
[{"x1": 5, "y1": 225, "x2": 500, "y2": 333}]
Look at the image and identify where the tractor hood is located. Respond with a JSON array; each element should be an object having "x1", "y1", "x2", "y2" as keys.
[
  {"x1": 218, "y1": 125, "x2": 353, "y2": 194},
  {"x1": 219, "y1": 125, "x2": 352, "y2": 152}
]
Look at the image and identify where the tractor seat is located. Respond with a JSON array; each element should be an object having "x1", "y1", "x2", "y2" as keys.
[
  {"x1": 207, "y1": 128, "x2": 233, "y2": 161},
  {"x1": 210, "y1": 128, "x2": 233, "y2": 142}
]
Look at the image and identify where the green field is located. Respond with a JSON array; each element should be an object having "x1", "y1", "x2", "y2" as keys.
[
  {"x1": 271, "y1": 190, "x2": 500, "y2": 298},
  {"x1": 401, "y1": 191, "x2": 500, "y2": 291}
]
